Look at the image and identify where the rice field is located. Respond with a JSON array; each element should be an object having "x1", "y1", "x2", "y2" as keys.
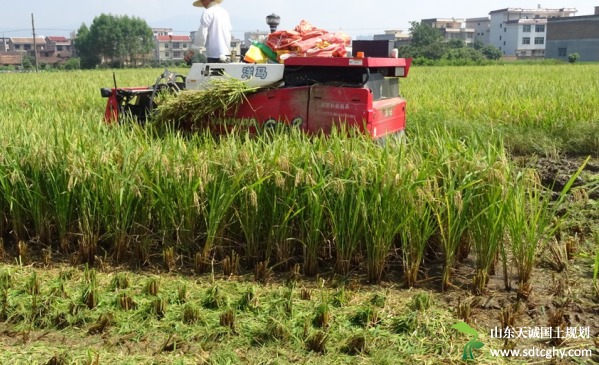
[{"x1": 0, "y1": 65, "x2": 598, "y2": 364}]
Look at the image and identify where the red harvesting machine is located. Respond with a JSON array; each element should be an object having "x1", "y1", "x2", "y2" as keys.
[{"x1": 101, "y1": 45, "x2": 412, "y2": 143}]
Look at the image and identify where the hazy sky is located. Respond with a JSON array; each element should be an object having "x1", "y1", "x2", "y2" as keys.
[{"x1": 1, "y1": 0, "x2": 597, "y2": 40}]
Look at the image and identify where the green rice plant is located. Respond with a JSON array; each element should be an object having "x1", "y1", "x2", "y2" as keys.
[
  {"x1": 201, "y1": 161, "x2": 247, "y2": 258},
  {"x1": 45, "y1": 127, "x2": 77, "y2": 252},
  {"x1": 21, "y1": 166, "x2": 52, "y2": 244},
  {"x1": 391, "y1": 312, "x2": 419, "y2": 334},
  {"x1": 325, "y1": 176, "x2": 365, "y2": 275},
  {"x1": 430, "y1": 147, "x2": 481, "y2": 291},
  {"x1": 99, "y1": 142, "x2": 150, "y2": 262},
  {"x1": 141, "y1": 136, "x2": 206, "y2": 251},
  {"x1": 508, "y1": 159, "x2": 588, "y2": 299},
  {"x1": 465, "y1": 139, "x2": 511, "y2": 295},
  {"x1": 76, "y1": 178, "x2": 103, "y2": 266},
  {"x1": 233, "y1": 150, "x2": 272, "y2": 265},
  {"x1": 296, "y1": 170, "x2": 327, "y2": 276},
  {"x1": 400, "y1": 174, "x2": 438, "y2": 288},
  {"x1": 363, "y1": 146, "x2": 406, "y2": 284}
]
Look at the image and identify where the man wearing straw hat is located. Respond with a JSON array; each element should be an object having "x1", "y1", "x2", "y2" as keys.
[{"x1": 185, "y1": 0, "x2": 232, "y2": 63}]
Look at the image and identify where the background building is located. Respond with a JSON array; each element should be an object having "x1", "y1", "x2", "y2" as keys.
[
  {"x1": 489, "y1": 7, "x2": 577, "y2": 58},
  {"x1": 466, "y1": 17, "x2": 491, "y2": 46},
  {"x1": 374, "y1": 30, "x2": 412, "y2": 47},
  {"x1": 546, "y1": 7, "x2": 599, "y2": 62},
  {"x1": 7, "y1": 37, "x2": 46, "y2": 57},
  {"x1": 153, "y1": 28, "x2": 173, "y2": 37},
  {"x1": 421, "y1": 18, "x2": 475, "y2": 46},
  {"x1": 154, "y1": 35, "x2": 192, "y2": 62}
]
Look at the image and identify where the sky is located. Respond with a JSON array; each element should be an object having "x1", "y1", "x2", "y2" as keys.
[{"x1": 1, "y1": 0, "x2": 597, "y2": 41}]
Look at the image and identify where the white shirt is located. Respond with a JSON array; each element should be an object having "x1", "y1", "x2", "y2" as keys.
[{"x1": 191, "y1": 2, "x2": 232, "y2": 59}]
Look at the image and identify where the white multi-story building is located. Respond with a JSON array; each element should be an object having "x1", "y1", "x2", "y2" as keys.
[
  {"x1": 489, "y1": 7, "x2": 577, "y2": 57},
  {"x1": 154, "y1": 35, "x2": 192, "y2": 62},
  {"x1": 152, "y1": 28, "x2": 173, "y2": 37},
  {"x1": 465, "y1": 17, "x2": 491, "y2": 46}
]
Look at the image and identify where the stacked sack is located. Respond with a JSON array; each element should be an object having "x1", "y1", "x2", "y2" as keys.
[{"x1": 245, "y1": 20, "x2": 351, "y2": 63}]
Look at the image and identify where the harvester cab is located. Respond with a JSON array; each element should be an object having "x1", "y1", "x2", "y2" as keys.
[{"x1": 101, "y1": 42, "x2": 412, "y2": 142}]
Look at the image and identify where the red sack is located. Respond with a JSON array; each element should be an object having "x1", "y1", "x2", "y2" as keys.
[
  {"x1": 291, "y1": 37, "x2": 324, "y2": 53},
  {"x1": 323, "y1": 32, "x2": 351, "y2": 46},
  {"x1": 267, "y1": 30, "x2": 302, "y2": 51},
  {"x1": 267, "y1": 20, "x2": 351, "y2": 58}
]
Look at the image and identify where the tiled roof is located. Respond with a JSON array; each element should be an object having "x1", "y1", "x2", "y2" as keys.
[
  {"x1": 47, "y1": 36, "x2": 68, "y2": 42},
  {"x1": 156, "y1": 35, "x2": 191, "y2": 41},
  {"x1": 10, "y1": 37, "x2": 46, "y2": 44},
  {"x1": 0, "y1": 54, "x2": 22, "y2": 65},
  {"x1": 490, "y1": 8, "x2": 577, "y2": 14},
  {"x1": 506, "y1": 19, "x2": 548, "y2": 24}
]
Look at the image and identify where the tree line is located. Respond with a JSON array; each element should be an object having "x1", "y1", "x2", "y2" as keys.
[
  {"x1": 75, "y1": 14, "x2": 155, "y2": 69},
  {"x1": 397, "y1": 22, "x2": 503, "y2": 64}
]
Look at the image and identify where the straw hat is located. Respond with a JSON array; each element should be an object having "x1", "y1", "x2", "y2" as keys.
[{"x1": 193, "y1": 0, "x2": 223, "y2": 7}]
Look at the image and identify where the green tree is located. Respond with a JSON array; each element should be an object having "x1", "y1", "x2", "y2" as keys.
[
  {"x1": 75, "y1": 14, "x2": 154, "y2": 69},
  {"x1": 447, "y1": 39, "x2": 465, "y2": 49},
  {"x1": 21, "y1": 54, "x2": 34, "y2": 70},
  {"x1": 568, "y1": 53, "x2": 580, "y2": 64},
  {"x1": 422, "y1": 42, "x2": 447, "y2": 60},
  {"x1": 64, "y1": 58, "x2": 81, "y2": 70},
  {"x1": 409, "y1": 21, "x2": 443, "y2": 48},
  {"x1": 445, "y1": 47, "x2": 484, "y2": 61},
  {"x1": 472, "y1": 40, "x2": 484, "y2": 50},
  {"x1": 75, "y1": 23, "x2": 101, "y2": 69},
  {"x1": 482, "y1": 45, "x2": 503, "y2": 60}
]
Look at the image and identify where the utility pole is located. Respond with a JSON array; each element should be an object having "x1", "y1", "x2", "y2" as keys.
[{"x1": 31, "y1": 13, "x2": 38, "y2": 72}]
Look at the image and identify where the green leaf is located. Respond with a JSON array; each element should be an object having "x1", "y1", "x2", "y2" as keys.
[
  {"x1": 470, "y1": 340, "x2": 484, "y2": 349},
  {"x1": 451, "y1": 322, "x2": 478, "y2": 337}
]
